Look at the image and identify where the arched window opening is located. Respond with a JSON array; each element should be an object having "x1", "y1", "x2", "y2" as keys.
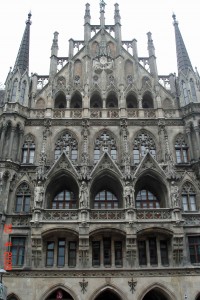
[
  {"x1": 15, "y1": 182, "x2": 31, "y2": 213},
  {"x1": 190, "y1": 78, "x2": 197, "y2": 102},
  {"x1": 142, "y1": 289, "x2": 169, "y2": 300},
  {"x1": 126, "y1": 93, "x2": 138, "y2": 108},
  {"x1": 142, "y1": 93, "x2": 154, "y2": 108},
  {"x1": 45, "y1": 289, "x2": 74, "y2": 299},
  {"x1": 54, "y1": 93, "x2": 67, "y2": 108},
  {"x1": 106, "y1": 93, "x2": 118, "y2": 108},
  {"x1": 95, "y1": 289, "x2": 121, "y2": 300},
  {"x1": 11, "y1": 79, "x2": 18, "y2": 102},
  {"x1": 133, "y1": 132, "x2": 156, "y2": 164},
  {"x1": 188, "y1": 236, "x2": 200, "y2": 264},
  {"x1": 52, "y1": 190, "x2": 76, "y2": 209},
  {"x1": 181, "y1": 182, "x2": 197, "y2": 211},
  {"x1": 20, "y1": 81, "x2": 26, "y2": 105},
  {"x1": 90, "y1": 93, "x2": 103, "y2": 108},
  {"x1": 21, "y1": 135, "x2": 35, "y2": 164},
  {"x1": 94, "y1": 131, "x2": 117, "y2": 162},
  {"x1": 7, "y1": 295, "x2": 19, "y2": 300},
  {"x1": 181, "y1": 80, "x2": 189, "y2": 105},
  {"x1": 54, "y1": 132, "x2": 78, "y2": 161},
  {"x1": 94, "y1": 190, "x2": 118, "y2": 209},
  {"x1": 136, "y1": 189, "x2": 160, "y2": 208},
  {"x1": 175, "y1": 135, "x2": 189, "y2": 163},
  {"x1": 70, "y1": 92, "x2": 82, "y2": 108}
]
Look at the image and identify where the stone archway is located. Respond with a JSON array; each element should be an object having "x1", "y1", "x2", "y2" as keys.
[
  {"x1": 142, "y1": 289, "x2": 169, "y2": 300},
  {"x1": 94, "y1": 289, "x2": 121, "y2": 300},
  {"x1": 45, "y1": 288, "x2": 74, "y2": 300}
]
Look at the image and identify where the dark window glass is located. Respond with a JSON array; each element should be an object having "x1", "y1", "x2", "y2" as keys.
[
  {"x1": 94, "y1": 190, "x2": 118, "y2": 209},
  {"x1": 68, "y1": 242, "x2": 76, "y2": 267},
  {"x1": 11, "y1": 237, "x2": 26, "y2": 266},
  {"x1": 149, "y1": 238, "x2": 158, "y2": 265},
  {"x1": 103, "y1": 239, "x2": 111, "y2": 266},
  {"x1": 52, "y1": 190, "x2": 76, "y2": 209},
  {"x1": 15, "y1": 183, "x2": 31, "y2": 213},
  {"x1": 160, "y1": 240, "x2": 169, "y2": 265},
  {"x1": 188, "y1": 236, "x2": 200, "y2": 264},
  {"x1": 46, "y1": 242, "x2": 55, "y2": 266},
  {"x1": 136, "y1": 190, "x2": 159, "y2": 209},
  {"x1": 115, "y1": 241, "x2": 122, "y2": 267},
  {"x1": 57, "y1": 239, "x2": 65, "y2": 267},
  {"x1": 22, "y1": 142, "x2": 35, "y2": 164},
  {"x1": 92, "y1": 241, "x2": 100, "y2": 266},
  {"x1": 138, "y1": 240, "x2": 147, "y2": 265}
]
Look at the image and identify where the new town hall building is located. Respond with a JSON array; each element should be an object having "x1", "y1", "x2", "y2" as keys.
[{"x1": 0, "y1": 1, "x2": 200, "y2": 299}]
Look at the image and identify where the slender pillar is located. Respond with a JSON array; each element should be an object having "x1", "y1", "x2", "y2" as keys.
[
  {"x1": 17, "y1": 130, "x2": 24, "y2": 162},
  {"x1": 194, "y1": 126, "x2": 200, "y2": 158},
  {"x1": 186, "y1": 127, "x2": 194, "y2": 160},
  {"x1": 8, "y1": 127, "x2": 15, "y2": 159},
  {"x1": 0, "y1": 125, "x2": 7, "y2": 157}
]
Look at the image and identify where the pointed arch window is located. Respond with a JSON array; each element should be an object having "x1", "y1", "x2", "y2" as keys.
[
  {"x1": 136, "y1": 189, "x2": 160, "y2": 208},
  {"x1": 54, "y1": 132, "x2": 78, "y2": 161},
  {"x1": 21, "y1": 135, "x2": 35, "y2": 164},
  {"x1": 52, "y1": 190, "x2": 77, "y2": 209},
  {"x1": 133, "y1": 132, "x2": 156, "y2": 164},
  {"x1": 15, "y1": 183, "x2": 31, "y2": 213},
  {"x1": 175, "y1": 135, "x2": 189, "y2": 163},
  {"x1": 182, "y1": 182, "x2": 197, "y2": 211},
  {"x1": 190, "y1": 79, "x2": 197, "y2": 102},
  {"x1": 94, "y1": 131, "x2": 117, "y2": 162},
  {"x1": 20, "y1": 81, "x2": 26, "y2": 104},
  {"x1": 11, "y1": 79, "x2": 18, "y2": 102},
  {"x1": 94, "y1": 190, "x2": 118, "y2": 209},
  {"x1": 181, "y1": 80, "x2": 189, "y2": 105}
]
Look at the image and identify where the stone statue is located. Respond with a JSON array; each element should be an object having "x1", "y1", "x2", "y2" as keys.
[
  {"x1": 124, "y1": 181, "x2": 134, "y2": 208},
  {"x1": 171, "y1": 181, "x2": 179, "y2": 207},
  {"x1": 34, "y1": 181, "x2": 44, "y2": 209},
  {"x1": 79, "y1": 181, "x2": 89, "y2": 208},
  {"x1": 100, "y1": 0, "x2": 106, "y2": 11}
]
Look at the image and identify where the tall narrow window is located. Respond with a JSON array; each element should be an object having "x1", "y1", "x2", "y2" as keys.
[
  {"x1": 190, "y1": 79, "x2": 197, "y2": 102},
  {"x1": 133, "y1": 132, "x2": 156, "y2": 164},
  {"x1": 160, "y1": 240, "x2": 169, "y2": 265},
  {"x1": 138, "y1": 240, "x2": 147, "y2": 265},
  {"x1": 104, "y1": 239, "x2": 111, "y2": 266},
  {"x1": 11, "y1": 237, "x2": 26, "y2": 266},
  {"x1": 46, "y1": 242, "x2": 55, "y2": 266},
  {"x1": 94, "y1": 190, "x2": 118, "y2": 209},
  {"x1": 11, "y1": 79, "x2": 18, "y2": 102},
  {"x1": 15, "y1": 183, "x2": 31, "y2": 213},
  {"x1": 20, "y1": 81, "x2": 26, "y2": 104},
  {"x1": 54, "y1": 132, "x2": 78, "y2": 161},
  {"x1": 115, "y1": 241, "x2": 122, "y2": 267},
  {"x1": 21, "y1": 134, "x2": 35, "y2": 164},
  {"x1": 149, "y1": 238, "x2": 158, "y2": 265},
  {"x1": 182, "y1": 182, "x2": 197, "y2": 211},
  {"x1": 175, "y1": 135, "x2": 189, "y2": 163},
  {"x1": 52, "y1": 190, "x2": 76, "y2": 209},
  {"x1": 57, "y1": 239, "x2": 65, "y2": 267},
  {"x1": 94, "y1": 131, "x2": 117, "y2": 162},
  {"x1": 68, "y1": 242, "x2": 77, "y2": 267},
  {"x1": 188, "y1": 236, "x2": 200, "y2": 264},
  {"x1": 181, "y1": 81, "x2": 189, "y2": 105},
  {"x1": 92, "y1": 241, "x2": 100, "y2": 266}
]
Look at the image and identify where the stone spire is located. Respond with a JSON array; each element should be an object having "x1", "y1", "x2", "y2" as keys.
[
  {"x1": 172, "y1": 13, "x2": 193, "y2": 74},
  {"x1": 13, "y1": 12, "x2": 32, "y2": 74},
  {"x1": 100, "y1": 0, "x2": 106, "y2": 28},
  {"x1": 114, "y1": 3, "x2": 122, "y2": 47},
  {"x1": 49, "y1": 32, "x2": 59, "y2": 79},
  {"x1": 84, "y1": 3, "x2": 91, "y2": 43}
]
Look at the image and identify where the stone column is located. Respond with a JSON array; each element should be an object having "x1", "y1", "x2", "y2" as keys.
[
  {"x1": 0, "y1": 125, "x2": 6, "y2": 157},
  {"x1": 194, "y1": 126, "x2": 200, "y2": 158},
  {"x1": 17, "y1": 130, "x2": 24, "y2": 162}
]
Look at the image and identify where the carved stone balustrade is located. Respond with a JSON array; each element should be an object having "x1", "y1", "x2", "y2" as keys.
[
  {"x1": 143, "y1": 109, "x2": 156, "y2": 118},
  {"x1": 90, "y1": 210, "x2": 125, "y2": 221},
  {"x1": 11, "y1": 215, "x2": 31, "y2": 227},
  {"x1": 1, "y1": 102, "x2": 30, "y2": 117},
  {"x1": 182, "y1": 213, "x2": 200, "y2": 226},
  {"x1": 181, "y1": 102, "x2": 200, "y2": 117},
  {"x1": 42, "y1": 210, "x2": 78, "y2": 222},
  {"x1": 136, "y1": 209, "x2": 172, "y2": 221},
  {"x1": 127, "y1": 109, "x2": 139, "y2": 118}
]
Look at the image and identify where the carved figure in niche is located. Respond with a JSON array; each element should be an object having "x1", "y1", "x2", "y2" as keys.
[
  {"x1": 79, "y1": 181, "x2": 89, "y2": 208},
  {"x1": 34, "y1": 181, "x2": 44, "y2": 209},
  {"x1": 124, "y1": 181, "x2": 134, "y2": 208},
  {"x1": 171, "y1": 181, "x2": 179, "y2": 207}
]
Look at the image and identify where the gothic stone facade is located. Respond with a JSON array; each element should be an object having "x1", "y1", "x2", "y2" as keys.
[{"x1": 0, "y1": 2, "x2": 200, "y2": 300}]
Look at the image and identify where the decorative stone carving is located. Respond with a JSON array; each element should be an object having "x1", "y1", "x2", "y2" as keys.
[
  {"x1": 128, "y1": 278, "x2": 137, "y2": 294},
  {"x1": 172, "y1": 236, "x2": 183, "y2": 265},
  {"x1": 79, "y1": 278, "x2": 88, "y2": 294},
  {"x1": 124, "y1": 181, "x2": 134, "y2": 208},
  {"x1": 34, "y1": 181, "x2": 44, "y2": 209},
  {"x1": 170, "y1": 181, "x2": 179, "y2": 207},
  {"x1": 79, "y1": 181, "x2": 89, "y2": 208}
]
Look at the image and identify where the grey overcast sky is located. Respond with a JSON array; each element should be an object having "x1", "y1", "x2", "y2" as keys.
[{"x1": 0, "y1": 0, "x2": 200, "y2": 85}]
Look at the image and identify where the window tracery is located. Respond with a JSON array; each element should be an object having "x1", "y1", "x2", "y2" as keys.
[
  {"x1": 20, "y1": 80, "x2": 26, "y2": 104},
  {"x1": 52, "y1": 190, "x2": 77, "y2": 209},
  {"x1": 54, "y1": 132, "x2": 78, "y2": 161},
  {"x1": 181, "y1": 182, "x2": 196, "y2": 211},
  {"x1": 133, "y1": 132, "x2": 156, "y2": 164},
  {"x1": 15, "y1": 182, "x2": 31, "y2": 213},
  {"x1": 175, "y1": 134, "x2": 189, "y2": 163},
  {"x1": 11, "y1": 79, "x2": 18, "y2": 102},
  {"x1": 94, "y1": 190, "x2": 118, "y2": 209},
  {"x1": 94, "y1": 131, "x2": 117, "y2": 162},
  {"x1": 21, "y1": 134, "x2": 35, "y2": 164},
  {"x1": 136, "y1": 189, "x2": 160, "y2": 208}
]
